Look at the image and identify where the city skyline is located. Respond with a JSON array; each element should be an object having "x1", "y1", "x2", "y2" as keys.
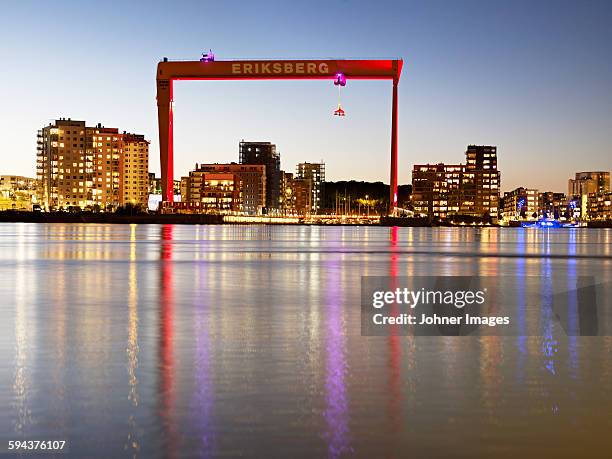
[{"x1": 2, "y1": 1, "x2": 612, "y2": 192}]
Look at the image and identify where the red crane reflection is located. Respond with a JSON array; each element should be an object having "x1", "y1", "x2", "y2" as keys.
[{"x1": 159, "y1": 225, "x2": 177, "y2": 457}]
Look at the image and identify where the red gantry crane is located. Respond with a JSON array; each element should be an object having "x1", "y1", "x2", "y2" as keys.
[{"x1": 156, "y1": 57, "x2": 403, "y2": 214}]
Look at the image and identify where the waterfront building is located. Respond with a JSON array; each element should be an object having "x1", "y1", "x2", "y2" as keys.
[
  {"x1": 183, "y1": 172, "x2": 241, "y2": 212},
  {"x1": 0, "y1": 175, "x2": 39, "y2": 210},
  {"x1": 121, "y1": 133, "x2": 149, "y2": 207},
  {"x1": 566, "y1": 194, "x2": 583, "y2": 220},
  {"x1": 538, "y1": 192, "x2": 567, "y2": 219},
  {"x1": 462, "y1": 145, "x2": 500, "y2": 220},
  {"x1": 280, "y1": 171, "x2": 296, "y2": 214},
  {"x1": 296, "y1": 162, "x2": 325, "y2": 214},
  {"x1": 183, "y1": 163, "x2": 265, "y2": 214},
  {"x1": 91, "y1": 126, "x2": 122, "y2": 209},
  {"x1": 587, "y1": 192, "x2": 612, "y2": 220},
  {"x1": 36, "y1": 119, "x2": 149, "y2": 210},
  {"x1": 566, "y1": 172, "x2": 610, "y2": 219},
  {"x1": 239, "y1": 141, "x2": 280, "y2": 211},
  {"x1": 37, "y1": 119, "x2": 88, "y2": 209},
  {"x1": 292, "y1": 177, "x2": 313, "y2": 215},
  {"x1": 568, "y1": 171, "x2": 610, "y2": 197},
  {"x1": 410, "y1": 145, "x2": 500, "y2": 221},
  {"x1": 411, "y1": 163, "x2": 463, "y2": 218},
  {"x1": 0, "y1": 175, "x2": 38, "y2": 191},
  {"x1": 502, "y1": 187, "x2": 539, "y2": 220},
  {"x1": 180, "y1": 176, "x2": 189, "y2": 200}
]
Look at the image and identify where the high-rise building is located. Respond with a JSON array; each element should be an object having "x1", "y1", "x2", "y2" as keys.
[
  {"x1": 37, "y1": 119, "x2": 90, "y2": 209},
  {"x1": 502, "y1": 187, "x2": 539, "y2": 220},
  {"x1": 462, "y1": 145, "x2": 500, "y2": 220},
  {"x1": 91, "y1": 126, "x2": 122, "y2": 208},
  {"x1": 121, "y1": 133, "x2": 150, "y2": 207},
  {"x1": 411, "y1": 163, "x2": 463, "y2": 218},
  {"x1": 296, "y1": 162, "x2": 325, "y2": 214},
  {"x1": 183, "y1": 163, "x2": 266, "y2": 214},
  {"x1": 568, "y1": 171, "x2": 610, "y2": 196},
  {"x1": 410, "y1": 146, "x2": 500, "y2": 221},
  {"x1": 239, "y1": 141, "x2": 280, "y2": 211},
  {"x1": 36, "y1": 119, "x2": 149, "y2": 210}
]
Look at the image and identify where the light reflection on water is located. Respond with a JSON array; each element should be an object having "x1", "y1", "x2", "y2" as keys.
[
  {"x1": 126, "y1": 224, "x2": 140, "y2": 457},
  {"x1": 0, "y1": 224, "x2": 611, "y2": 458}
]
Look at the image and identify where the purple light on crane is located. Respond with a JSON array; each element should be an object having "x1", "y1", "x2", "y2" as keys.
[
  {"x1": 334, "y1": 73, "x2": 346, "y2": 86},
  {"x1": 200, "y1": 49, "x2": 215, "y2": 63}
]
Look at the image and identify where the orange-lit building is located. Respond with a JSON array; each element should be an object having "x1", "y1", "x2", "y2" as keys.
[
  {"x1": 121, "y1": 133, "x2": 150, "y2": 207},
  {"x1": 587, "y1": 192, "x2": 612, "y2": 220},
  {"x1": 183, "y1": 172, "x2": 242, "y2": 212},
  {"x1": 568, "y1": 171, "x2": 610, "y2": 197},
  {"x1": 292, "y1": 177, "x2": 313, "y2": 216},
  {"x1": 37, "y1": 119, "x2": 89, "y2": 209},
  {"x1": 91, "y1": 126, "x2": 121, "y2": 208},
  {"x1": 36, "y1": 119, "x2": 149, "y2": 210},
  {"x1": 182, "y1": 163, "x2": 265, "y2": 214}
]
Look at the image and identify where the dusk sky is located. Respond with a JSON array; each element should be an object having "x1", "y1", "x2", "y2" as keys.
[{"x1": 1, "y1": 0, "x2": 611, "y2": 192}]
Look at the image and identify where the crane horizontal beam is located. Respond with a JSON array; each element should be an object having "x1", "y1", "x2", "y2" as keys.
[{"x1": 157, "y1": 59, "x2": 403, "y2": 81}]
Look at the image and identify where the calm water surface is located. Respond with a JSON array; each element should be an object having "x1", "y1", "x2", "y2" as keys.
[{"x1": 1, "y1": 224, "x2": 612, "y2": 458}]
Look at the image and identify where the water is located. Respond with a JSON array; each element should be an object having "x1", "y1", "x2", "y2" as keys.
[{"x1": 1, "y1": 224, "x2": 611, "y2": 458}]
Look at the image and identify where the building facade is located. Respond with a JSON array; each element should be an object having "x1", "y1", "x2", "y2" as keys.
[
  {"x1": 37, "y1": 119, "x2": 89, "y2": 209},
  {"x1": 0, "y1": 175, "x2": 39, "y2": 210},
  {"x1": 292, "y1": 177, "x2": 313, "y2": 215},
  {"x1": 411, "y1": 164, "x2": 463, "y2": 218},
  {"x1": 502, "y1": 187, "x2": 539, "y2": 220},
  {"x1": 239, "y1": 141, "x2": 280, "y2": 211},
  {"x1": 587, "y1": 192, "x2": 612, "y2": 220},
  {"x1": 121, "y1": 134, "x2": 150, "y2": 207},
  {"x1": 36, "y1": 119, "x2": 149, "y2": 210},
  {"x1": 184, "y1": 172, "x2": 242, "y2": 212},
  {"x1": 92, "y1": 126, "x2": 125, "y2": 208},
  {"x1": 149, "y1": 172, "x2": 162, "y2": 195},
  {"x1": 568, "y1": 171, "x2": 610, "y2": 197},
  {"x1": 296, "y1": 162, "x2": 325, "y2": 214},
  {"x1": 538, "y1": 192, "x2": 567, "y2": 219},
  {"x1": 279, "y1": 171, "x2": 296, "y2": 214},
  {"x1": 183, "y1": 163, "x2": 265, "y2": 214},
  {"x1": 410, "y1": 145, "x2": 500, "y2": 221},
  {"x1": 462, "y1": 145, "x2": 500, "y2": 220}
]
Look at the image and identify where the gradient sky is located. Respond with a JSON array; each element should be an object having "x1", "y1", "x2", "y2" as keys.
[{"x1": 1, "y1": 0, "x2": 611, "y2": 192}]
